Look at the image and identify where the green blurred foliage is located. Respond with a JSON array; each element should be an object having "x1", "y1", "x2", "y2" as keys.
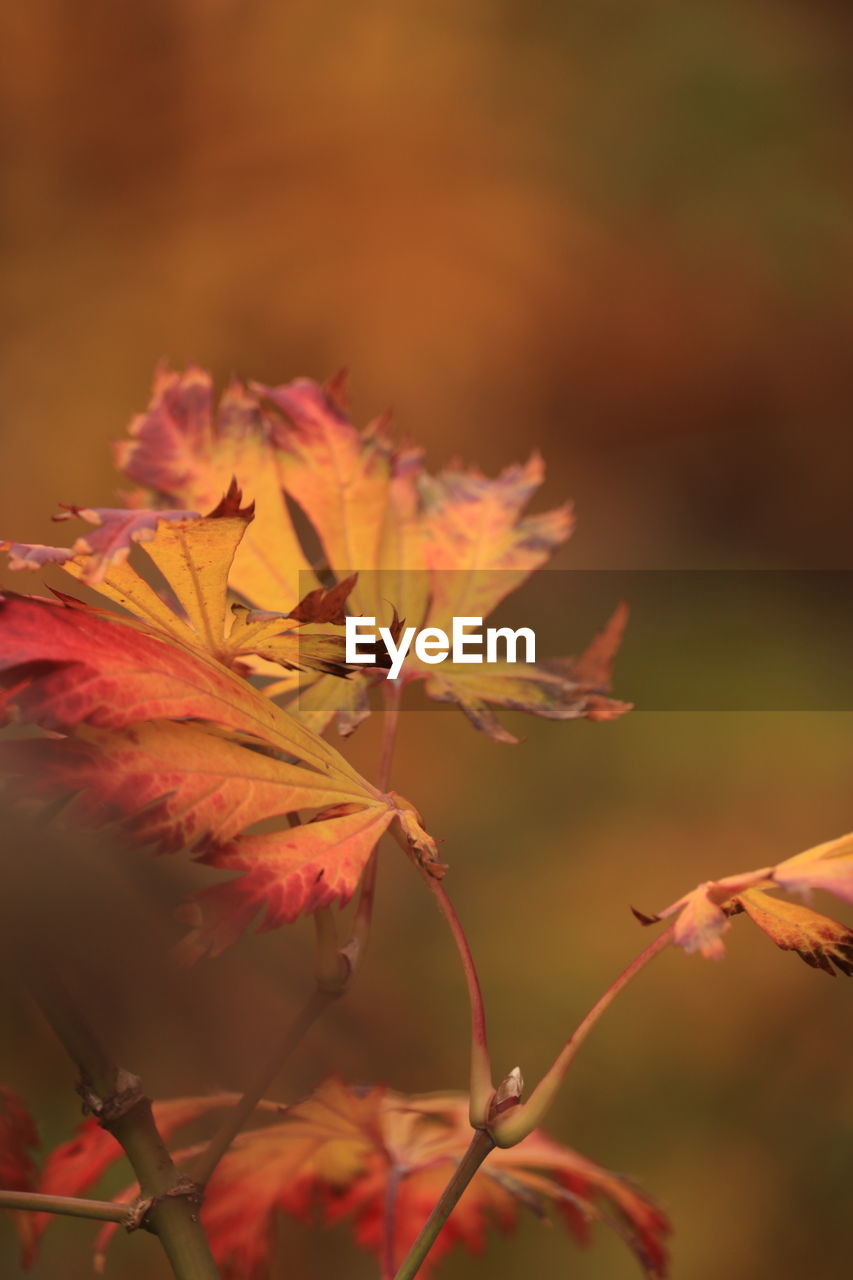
[{"x1": 1, "y1": 1, "x2": 852, "y2": 1277}]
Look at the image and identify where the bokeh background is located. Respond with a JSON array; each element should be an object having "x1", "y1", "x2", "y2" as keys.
[{"x1": 1, "y1": 2, "x2": 852, "y2": 1277}]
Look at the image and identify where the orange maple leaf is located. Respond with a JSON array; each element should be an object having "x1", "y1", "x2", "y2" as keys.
[
  {"x1": 30, "y1": 1078, "x2": 669, "y2": 1279},
  {"x1": 3, "y1": 483, "x2": 354, "y2": 680},
  {"x1": 112, "y1": 365, "x2": 630, "y2": 741},
  {"x1": 734, "y1": 889, "x2": 853, "y2": 976},
  {"x1": 0, "y1": 588, "x2": 440, "y2": 955}
]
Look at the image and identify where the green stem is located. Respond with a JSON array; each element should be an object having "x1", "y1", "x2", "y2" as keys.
[
  {"x1": 391, "y1": 1129, "x2": 495, "y2": 1280},
  {"x1": 26, "y1": 964, "x2": 220, "y2": 1280},
  {"x1": 0, "y1": 1190, "x2": 128, "y2": 1223},
  {"x1": 381, "y1": 1164, "x2": 404, "y2": 1279}
]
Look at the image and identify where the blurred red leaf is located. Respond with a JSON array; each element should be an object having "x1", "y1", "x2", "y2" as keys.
[
  {"x1": 33, "y1": 1079, "x2": 668, "y2": 1279},
  {"x1": 0, "y1": 1086, "x2": 40, "y2": 1265},
  {"x1": 0, "y1": 594, "x2": 440, "y2": 950}
]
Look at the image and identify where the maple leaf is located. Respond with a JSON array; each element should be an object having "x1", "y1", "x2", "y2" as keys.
[
  {"x1": 31, "y1": 1078, "x2": 669, "y2": 1279},
  {"x1": 772, "y1": 830, "x2": 853, "y2": 906},
  {"x1": 3, "y1": 484, "x2": 352, "y2": 679},
  {"x1": 0, "y1": 592, "x2": 441, "y2": 953},
  {"x1": 111, "y1": 365, "x2": 629, "y2": 741},
  {"x1": 51, "y1": 504, "x2": 199, "y2": 581},
  {"x1": 115, "y1": 365, "x2": 318, "y2": 610},
  {"x1": 634, "y1": 832, "x2": 853, "y2": 972},
  {"x1": 734, "y1": 889, "x2": 853, "y2": 976},
  {"x1": 421, "y1": 605, "x2": 631, "y2": 744},
  {"x1": 0, "y1": 1086, "x2": 40, "y2": 1265}
]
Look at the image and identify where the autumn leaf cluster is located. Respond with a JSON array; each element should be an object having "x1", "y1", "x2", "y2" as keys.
[
  {"x1": 4, "y1": 1078, "x2": 668, "y2": 1279},
  {"x1": 0, "y1": 366, "x2": 625, "y2": 957}
]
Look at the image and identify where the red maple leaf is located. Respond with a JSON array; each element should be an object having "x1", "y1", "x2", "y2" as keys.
[{"x1": 30, "y1": 1078, "x2": 669, "y2": 1279}]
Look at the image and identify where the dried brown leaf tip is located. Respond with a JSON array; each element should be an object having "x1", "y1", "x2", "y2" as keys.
[
  {"x1": 736, "y1": 890, "x2": 853, "y2": 976},
  {"x1": 287, "y1": 574, "x2": 357, "y2": 624},
  {"x1": 206, "y1": 477, "x2": 256, "y2": 521}
]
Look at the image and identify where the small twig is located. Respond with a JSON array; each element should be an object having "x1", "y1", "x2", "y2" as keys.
[
  {"x1": 25, "y1": 962, "x2": 220, "y2": 1280},
  {"x1": 0, "y1": 1190, "x2": 129, "y2": 1224},
  {"x1": 391, "y1": 1129, "x2": 495, "y2": 1280}
]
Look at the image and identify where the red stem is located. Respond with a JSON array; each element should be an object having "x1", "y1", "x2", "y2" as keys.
[{"x1": 426, "y1": 878, "x2": 494, "y2": 1125}]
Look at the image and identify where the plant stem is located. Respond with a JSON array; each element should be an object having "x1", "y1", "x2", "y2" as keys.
[
  {"x1": 0, "y1": 1190, "x2": 128, "y2": 1223},
  {"x1": 26, "y1": 963, "x2": 220, "y2": 1280},
  {"x1": 191, "y1": 984, "x2": 340, "y2": 1187},
  {"x1": 391, "y1": 1129, "x2": 495, "y2": 1280},
  {"x1": 492, "y1": 923, "x2": 676, "y2": 1146},
  {"x1": 425, "y1": 878, "x2": 494, "y2": 1126}
]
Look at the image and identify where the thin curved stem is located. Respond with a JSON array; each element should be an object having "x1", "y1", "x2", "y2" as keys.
[
  {"x1": 0, "y1": 1190, "x2": 128, "y2": 1223},
  {"x1": 425, "y1": 878, "x2": 494, "y2": 1125},
  {"x1": 493, "y1": 923, "x2": 676, "y2": 1146}
]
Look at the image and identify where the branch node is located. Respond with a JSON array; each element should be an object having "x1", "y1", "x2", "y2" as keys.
[
  {"x1": 77, "y1": 1067, "x2": 145, "y2": 1125},
  {"x1": 124, "y1": 1176, "x2": 203, "y2": 1235}
]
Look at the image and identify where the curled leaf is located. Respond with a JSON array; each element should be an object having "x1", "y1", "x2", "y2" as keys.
[
  {"x1": 634, "y1": 870, "x2": 771, "y2": 960},
  {"x1": 0, "y1": 542, "x2": 77, "y2": 572},
  {"x1": 51, "y1": 505, "x2": 198, "y2": 582},
  {"x1": 772, "y1": 831, "x2": 853, "y2": 906}
]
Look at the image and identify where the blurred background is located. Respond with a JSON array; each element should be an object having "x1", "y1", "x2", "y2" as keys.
[{"x1": 1, "y1": 1, "x2": 852, "y2": 1277}]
